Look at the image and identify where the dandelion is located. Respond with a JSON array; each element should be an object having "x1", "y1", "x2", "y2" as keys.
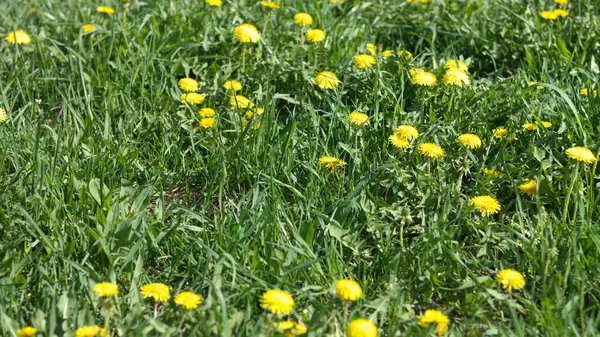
[
  {"x1": 198, "y1": 118, "x2": 217, "y2": 129},
  {"x1": 353, "y1": 54, "x2": 376, "y2": 69},
  {"x1": 554, "y1": 0, "x2": 568, "y2": 4},
  {"x1": 93, "y1": 282, "x2": 119, "y2": 297},
  {"x1": 82, "y1": 24, "x2": 96, "y2": 33},
  {"x1": 140, "y1": 283, "x2": 171, "y2": 303},
  {"x1": 319, "y1": 156, "x2": 346, "y2": 170},
  {"x1": 174, "y1": 291, "x2": 202, "y2": 310},
  {"x1": 541, "y1": 121, "x2": 552, "y2": 128},
  {"x1": 206, "y1": 0, "x2": 223, "y2": 6},
  {"x1": 366, "y1": 43, "x2": 377, "y2": 55},
  {"x1": 274, "y1": 321, "x2": 296, "y2": 333},
  {"x1": 96, "y1": 6, "x2": 115, "y2": 14},
  {"x1": 306, "y1": 29, "x2": 326, "y2": 43},
  {"x1": 418, "y1": 310, "x2": 450, "y2": 335},
  {"x1": 230, "y1": 95, "x2": 254, "y2": 109},
  {"x1": 496, "y1": 269, "x2": 526, "y2": 292},
  {"x1": 389, "y1": 134, "x2": 409, "y2": 149},
  {"x1": 443, "y1": 68, "x2": 470, "y2": 86},
  {"x1": 294, "y1": 13, "x2": 313, "y2": 26},
  {"x1": 540, "y1": 11, "x2": 558, "y2": 20},
  {"x1": 444, "y1": 59, "x2": 468, "y2": 73},
  {"x1": 518, "y1": 179, "x2": 537, "y2": 196},
  {"x1": 180, "y1": 93, "x2": 206, "y2": 104},
  {"x1": 178, "y1": 78, "x2": 199, "y2": 93},
  {"x1": 346, "y1": 318, "x2": 377, "y2": 337},
  {"x1": 75, "y1": 326, "x2": 105, "y2": 337},
  {"x1": 242, "y1": 119, "x2": 261, "y2": 130},
  {"x1": 483, "y1": 168, "x2": 498, "y2": 175},
  {"x1": 198, "y1": 108, "x2": 216, "y2": 118},
  {"x1": 469, "y1": 195, "x2": 501, "y2": 217},
  {"x1": 0, "y1": 108, "x2": 7, "y2": 123},
  {"x1": 223, "y1": 80, "x2": 242, "y2": 92},
  {"x1": 382, "y1": 50, "x2": 394, "y2": 57},
  {"x1": 261, "y1": 1, "x2": 280, "y2": 9},
  {"x1": 245, "y1": 107, "x2": 264, "y2": 119},
  {"x1": 260, "y1": 289, "x2": 294, "y2": 315},
  {"x1": 579, "y1": 88, "x2": 597, "y2": 96},
  {"x1": 411, "y1": 69, "x2": 437, "y2": 86},
  {"x1": 418, "y1": 143, "x2": 445, "y2": 158},
  {"x1": 17, "y1": 327, "x2": 37, "y2": 337},
  {"x1": 493, "y1": 128, "x2": 507, "y2": 139},
  {"x1": 348, "y1": 112, "x2": 369, "y2": 127},
  {"x1": 5, "y1": 30, "x2": 31, "y2": 45},
  {"x1": 565, "y1": 146, "x2": 596, "y2": 164},
  {"x1": 234, "y1": 24, "x2": 260, "y2": 43},
  {"x1": 457, "y1": 133, "x2": 482, "y2": 149},
  {"x1": 523, "y1": 123, "x2": 537, "y2": 131},
  {"x1": 335, "y1": 280, "x2": 362, "y2": 301},
  {"x1": 399, "y1": 49, "x2": 413, "y2": 57},
  {"x1": 315, "y1": 71, "x2": 340, "y2": 89},
  {"x1": 288, "y1": 322, "x2": 307, "y2": 336},
  {"x1": 394, "y1": 125, "x2": 419, "y2": 141},
  {"x1": 553, "y1": 9, "x2": 568, "y2": 18},
  {"x1": 408, "y1": 0, "x2": 431, "y2": 3}
]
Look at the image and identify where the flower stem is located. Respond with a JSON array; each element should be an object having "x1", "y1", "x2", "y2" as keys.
[
  {"x1": 153, "y1": 302, "x2": 159, "y2": 319},
  {"x1": 562, "y1": 163, "x2": 579, "y2": 224}
]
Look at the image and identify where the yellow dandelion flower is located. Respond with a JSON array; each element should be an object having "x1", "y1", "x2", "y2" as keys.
[
  {"x1": 198, "y1": 108, "x2": 216, "y2": 118},
  {"x1": 411, "y1": 69, "x2": 437, "y2": 86},
  {"x1": 443, "y1": 68, "x2": 470, "y2": 87},
  {"x1": 234, "y1": 24, "x2": 260, "y2": 43},
  {"x1": 541, "y1": 121, "x2": 552, "y2": 128},
  {"x1": 294, "y1": 13, "x2": 313, "y2": 26},
  {"x1": 382, "y1": 50, "x2": 394, "y2": 57},
  {"x1": 554, "y1": 0, "x2": 568, "y2": 4},
  {"x1": 579, "y1": 88, "x2": 597, "y2": 96},
  {"x1": 394, "y1": 125, "x2": 419, "y2": 141},
  {"x1": 198, "y1": 117, "x2": 217, "y2": 129},
  {"x1": 353, "y1": 54, "x2": 376, "y2": 69},
  {"x1": 180, "y1": 93, "x2": 206, "y2": 105},
  {"x1": 523, "y1": 123, "x2": 537, "y2": 131},
  {"x1": 319, "y1": 156, "x2": 346, "y2": 170},
  {"x1": 174, "y1": 291, "x2": 202, "y2": 310},
  {"x1": 496, "y1": 269, "x2": 526, "y2": 292},
  {"x1": 274, "y1": 321, "x2": 296, "y2": 333},
  {"x1": 223, "y1": 80, "x2": 243, "y2": 92},
  {"x1": 444, "y1": 59, "x2": 468, "y2": 73},
  {"x1": 178, "y1": 78, "x2": 199, "y2": 93},
  {"x1": 96, "y1": 6, "x2": 115, "y2": 14},
  {"x1": 5, "y1": 30, "x2": 31, "y2": 45},
  {"x1": 553, "y1": 9, "x2": 568, "y2": 18},
  {"x1": 540, "y1": 11, "x2": 558, "y2": 20},
  {"x1": 389, "y1": 134, "x2": 410, "y2": 149},
  {"x1": 315, "y1": 71, "x2": 340, "y2": 89},
  {"x1": 565, "y1": 146, "x2": 596, "y2": 164},
  {"x1": 306, "y1": 29, "x2": 326, "y2": 43},
  {"x1": 528, "y1": 81, "x2": 544, "y2": 89},
  {"x1": 346, "y1": 318, "x2": 377, "y2": 337},
  {"x1": 75, "y1": 326, "x2": 104, "y2": 337},
  {"x1": 93, "y1": 282, "x2": 118, "y2": 297},
  {"x1": 0, "y1": 108, "x2": 7, "y2": 123},
  {"x1": 483, "y1": 168, "x2": 498, "y2": 175},
  {"x1": 348, "y1": 111, "x2": 369, "y2": 127},
  {"x1": 469, "y1": 195, "x2": 501, "y2": 217},
  {"x1": 493, "y1": 128, "x2": 507, "y2": 139},
  {"x1": 518, "y1": 179, "x2": 537, "y2": 196},
  {"x1": 28, "y1": 8, "x2": 37, "y2": 14},
  {"x1": 261, "y1": 1, "x2": 280, "y2": 9},
  {"x1": 418, "y1": 309, "x2": 450, "y2": 336},
  {"x1": 335, "y1": 279, "x2": 362, "y2": 301},
  {"x1": 418, "y1": 143, "x2": 445, "y2": 158},
  {"x1": 274, "y1": 321, "x2": 307, "y2": 336},
  {"x1": 457, "y1": 133, "x2": 482, "y2": 149},
  {"x1": 17, "y1": 327, "x2": 37, "y2": 337},
  {"x1": 206, "y1": 0, "x2": 223, "y2": 6},
  {"x1": 245, "y1": 107, "x2": 264, "y2": 119},
  {"x1": 230, "y1": 95, "x2": 254, "y2": 109},
  {"x1": 82, "y1": 24, "x2": 96, "y2": 33},
  {"x1": 366, "y1": 43, "x2": 377, "y2": 55},
  {"x1": 288, "y1": 323, "x2": 307, "y2": 336},
  {"x1": 242, "y1": 119, "x2": 261, "y2": 130},
  {"x1": 399, "y1": 49, "x2": 413, "y2": 57},
  {"x1": 260, "y1": 289, "x2": 294, "y2": 315},
  {"x1": 140, "y1": 283, "x2": 171, "y2": 303}
]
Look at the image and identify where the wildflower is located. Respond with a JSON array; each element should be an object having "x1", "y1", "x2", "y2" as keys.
[
  {"x1": 580, "y1": 88, "x2": 597, "y2": 96},
  {"x1": 96, "y1": 6, "x2": 115, "y2": 14},
  {"x1": 540, "y1": 11, "x2": 558, "y2": 20},
  {"x1": 75, "y1": 326, "x2": 105, "y2": 337},
  {"x1": 457, "y1": 133, "x2": 482, "y2": 149},
  {"x1": 335, "y1": 279, "x2": 362, "y2": 301},
  {"x1": 93, "y1": 282, "x2": 119, "y2": 297},
  {"x1": 444, "y1": 59, "x2": 468, "y2": 73},
  {"x1": 554, "y1": 0, "x2": 568, "y2": 4},
  {"x1": 223, "y1": 80, "x2": 242, "y2": 92},
  {"x1": 0, "y1": 108, "x2": 7, "y2": 123},
  {"x1": 230, "y1": 95, "x2": 254, "y2": 109},
  {"x1": 394, "y1": 125, "x2": 419, "y2": 141},
  {"x1": 565, "y1": 146, "x2": 596, "y2": 164},
  {"x1": 382, "y1": 50, "x2": 394, "y2": 57},
  {"x1": 17, "y1": 327, "x2": 37, "y2": 337},
  {"x1": 496, "y1": 269, "x2": 526, "y2": 292},
  {"x1": 353, "y1": 54, "x2": 376, "y2": 69},
  {"x1": 82, "y1": 24, "x2": 96, "y2": 33},
  {"x1": 418, "y1": 309, "x2": 449, "y2": 335},
  {"x1": 315, "y1": 71, "x2": 340, "y2": 89},
  {"x1": 260, "y1": 289, "x2": 294, "y2": 315},
  {"x1": 234, "y1": 24, "x2": 260, "y2": 43},
  {"x1": 140, "y1": 283, "x2": 171, "y2": 303},
  {"x1": 245, "y1": 107, "x2": 264, "y2": 119},
  {"x1": 541, "y1": 121, "x2": 552, "y2": 128},
  {"x1": 178, "y1": 78, "x2": 199, "y2": 93},
  {"x1": 174, "y1": 291, "x2": 202, "y2": 310},
  {"x1": 389, "y1": 134, "x2": 410, "y2": 149},
  {"x1": 348, "y1": 112, "x2": 369, "y2": 127},
  {"x1": 198, "y1": 108, "x2": 216, "y2": 118},
  {"x1": 418, "y1": 143, "x2": 445, "y2": 158},
  {"x1": 523, "y1": 123, "x2": 537, "y2": 131},
  {"x1": 518, "y1": 179, "x2": 537, "y2": 196},
  {"x1": 443, "y1": 68, "x2": 470, "y2": 86},
  {"x1": 180, "y1": 93, "x2": 205, "y2": 104},
  {"x1": 411, "y1": 69, "x2": 437, "y2": 86},
  {"x1": 493, "y1": 128, "x2": 507, "y2": 139},
  {"x1": 261, "y1": 1, "x2": 280, "y2": 9},
  {"x1": 5, "y1": 30, "x2": 31, "y2": 45},
  {"x1": 553, "y1": 9, "x2": 568, "y2": 18},
  {"x1": 366, "y1": 43, "x2": 377, "y2": 55},
  {"x1": 206, "y1": 0, "x2": 223, "y2": 6},
  {"x1": 306, "y1": 29, "x2": 326, "y2": 43},
  {"x1": 407, "y1": 0, "x2": 431, "y2": 3},
  {"x1": 274, "y1": 321, "x2": 307, "y2": 336},
  {"x1": 198, "y1": 118, "x2": 217, "y2": 129},
  {"x1": 346, "y1": 318, "x2": 377, "y2": 337},
  {"x1": 319, "y1": 156, "x2": 346, "y2": 169},
  {"x1": 399, "y1": 50, "x2": 413, "y2": 57},
  {"x1": 483, "y1": 168, "x2": 498, "y2": 175},
  {"x1": 242, "y1": 119, "x2": 261, "y2": 130},
  {"x1": 294, "y1": 13, "x2": 313, "y2": 26},
  {"x1": 28, "y1": 8, "x2": 37, "y2": 14},
  {"x1": 469, "y1": 195, "x2": 501, "y2": 217}
]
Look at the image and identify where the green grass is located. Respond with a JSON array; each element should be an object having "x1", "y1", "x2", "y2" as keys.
[{"x1": 1, "y1": 0, "x2": 600, "y2": 336}]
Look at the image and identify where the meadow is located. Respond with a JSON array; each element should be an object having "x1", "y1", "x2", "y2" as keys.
[{"x1": 1, "y1": 0, "x2": 600, "y2": 336}]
